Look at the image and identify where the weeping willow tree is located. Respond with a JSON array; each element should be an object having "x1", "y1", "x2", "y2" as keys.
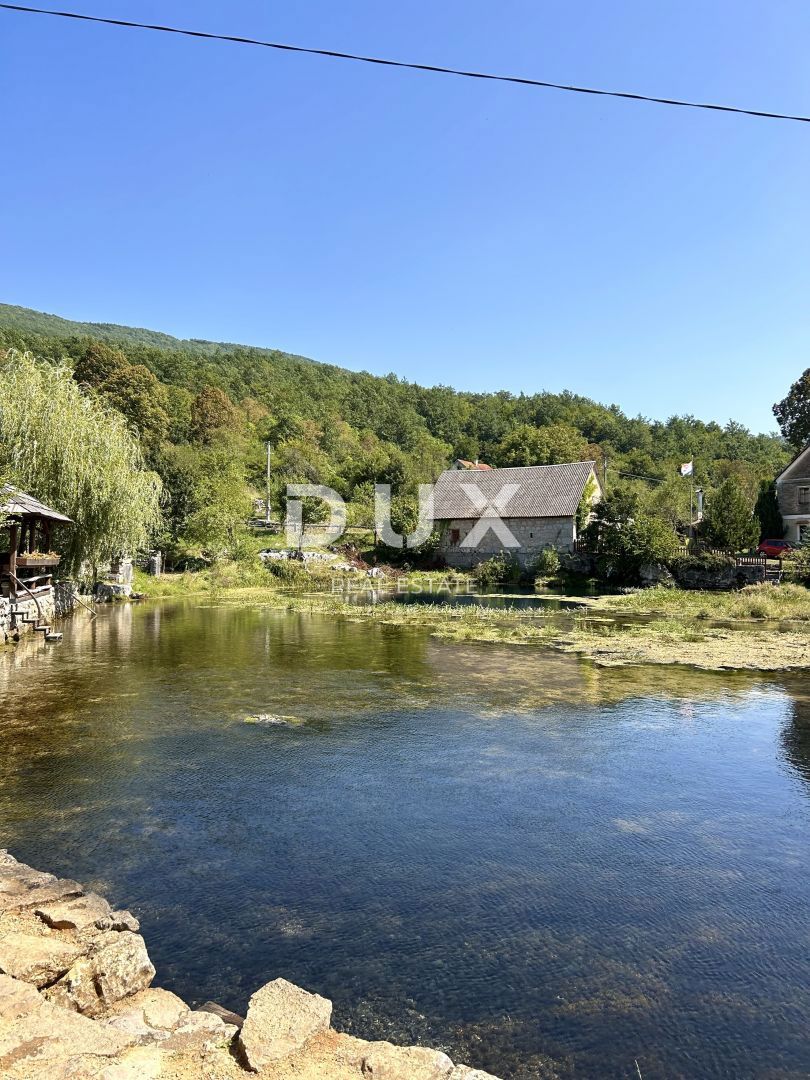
[{"x1": 0, "y1": 350, "x2": 163, "y2": 575}]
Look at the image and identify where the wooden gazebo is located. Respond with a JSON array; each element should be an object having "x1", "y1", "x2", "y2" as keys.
[{"x1": 0, "y1": 485, "x2": 72, "y2": 601}]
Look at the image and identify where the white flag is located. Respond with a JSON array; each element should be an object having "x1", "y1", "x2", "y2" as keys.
[{"x1": 679, "y1": 461, "x2": 694, "y2": 477}]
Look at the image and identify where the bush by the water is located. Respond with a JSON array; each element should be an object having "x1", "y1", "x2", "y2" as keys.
[
  {"x1": 264, "y1": 558, "x2": 311, "y2": 585},
  {"x1": 784, "y1": 546, "x2": 810, "y2": 586},
  {"x1": 584, "y1": 489, "x2": 682, "y2": 583},
  {"x1": 531, "y1": 547, "x2": 561, "y2": 580},
  {"x1": 473, "y1": 554, "x2": 521, "y2": 586}
]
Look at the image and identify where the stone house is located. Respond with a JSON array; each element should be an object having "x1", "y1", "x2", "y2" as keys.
[
  {"x1": 775, "y1": 444, "x2": 810, "y2": 543},
  {"x1": 433, "y1": 460, "x2": 602, "y2": 569}
]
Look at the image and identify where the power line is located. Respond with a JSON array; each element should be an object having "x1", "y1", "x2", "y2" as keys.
[
  {"x1": 2, "y1": 3, "x2": 808, "y2": 125},
  {"x1": 617, "y1": 470, "x2": 667, "y2": 484}
]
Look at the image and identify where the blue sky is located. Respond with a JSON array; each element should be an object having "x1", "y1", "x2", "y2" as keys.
[{"x1": 2, "y1": 1, "x2": 809, "y2": 434}]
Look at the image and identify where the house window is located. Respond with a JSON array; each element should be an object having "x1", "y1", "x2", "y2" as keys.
[
  {"x1": 799, "y1": 487, "x2": 810, "y2": 506},
  {"x1": 450, "y1": 528, "x2": 460, "y2": 545},
  {"x1": 800, "y1": 523, "x2": 810, "y2": 544}
]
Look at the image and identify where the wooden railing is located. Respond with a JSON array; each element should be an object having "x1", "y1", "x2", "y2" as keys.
[{"x1": 8, "y1": 571, "x2": 45, "y2": 626}]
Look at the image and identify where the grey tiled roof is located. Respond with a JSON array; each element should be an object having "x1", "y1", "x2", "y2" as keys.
[
  {"x1": 0, "y1": 484, "x2": 73, "y2": 522},
  {"x1": 432, "y1": 461, "x2": 596, "y2": 519}
]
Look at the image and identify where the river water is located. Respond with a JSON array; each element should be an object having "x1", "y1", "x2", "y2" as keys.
[{"x1": 1, "y1": 600, "x2": 809, "y2": 1079}]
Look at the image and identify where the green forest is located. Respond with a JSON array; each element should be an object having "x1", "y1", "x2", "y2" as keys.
[{"x1": 0, "y1": 303, "x2": 795, "y2": 568}]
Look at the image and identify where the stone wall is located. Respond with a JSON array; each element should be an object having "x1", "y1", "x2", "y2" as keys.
[
  {"x1": 1, "y1": 586, "x2": 78, "y2": 644},
  {"x1": 0, "y1": 592, "x2": 56, "y2": 644},
  {"x1": 0, "y1": 851, "x2": 503, "y2": 1080},
  {"x1": 777, "y1": 474, "x2": 810, "y2": 517},
  {"x1": 439, "y1": 516, "x2": 576, "y2": 570}
]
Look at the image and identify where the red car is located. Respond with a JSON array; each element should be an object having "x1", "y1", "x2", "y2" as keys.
[{"x1": 757, "y1": 539, "x2": 794, "y2": 558}]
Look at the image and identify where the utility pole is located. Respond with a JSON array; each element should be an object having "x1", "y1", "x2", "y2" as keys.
[
  {"x1": 603, "y1": 455, "x2": 608, "y2": 491},
  {"x1": 265, "y1": 442, "x2": 272, "y2": 525}
]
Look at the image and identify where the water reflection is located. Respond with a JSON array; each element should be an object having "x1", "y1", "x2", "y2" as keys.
[{"x1": 1, "y1": 602, "x2": 809, "y2": 1080}]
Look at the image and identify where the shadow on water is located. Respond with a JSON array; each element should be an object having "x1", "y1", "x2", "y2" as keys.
[{"x1": 1, "y1": 600, "x2": 810, "y2": 1080}]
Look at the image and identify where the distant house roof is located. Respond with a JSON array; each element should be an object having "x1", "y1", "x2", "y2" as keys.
[
  {"x1": 776, "y1": 443, "x2": 810, "y2": 484},
  {"x1": 433, "y1": 461, "x2": 598, "y2": 520},
  {"x1": 453, "y1": 459, "x2": 493, "y2": 471},
  {"x1": 0, "y1": 485, "x2": 73, "y2": 523}
]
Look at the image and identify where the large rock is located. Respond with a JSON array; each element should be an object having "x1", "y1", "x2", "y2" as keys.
[
  {"x1": 0, "y1": 974, "x2": 134, "y2": 1077},
  {"x1": 638, "y1": 562, "x2": 674, "y2": 587},
  {"x1": 102, "y1": 988, "x2": 190, "y2": 1042},
  {"x1": 0, "y1": 932, "x2": 85, "y2": 988},
  {"x1": 560, "y1": 552, "x2": 597, "y2": 578},
  {"x1": 0, "y1": 871, "x2": 84, "y2": 915},
  {"x1": 671, "y1": 558, "x2": 737, "y2": 590},
  {"x1": 238, "y1": 978, "x2": 332, "y2": 1071},
  {"x1": 0, "y1": 973, "x2": 41, "y2": 1021},
  {"x1": 96, "y1": 1045, "x2": 166, "y2": 1080},
  {"x1": 94, "y1": 910, "x2": 140, "y2": 934},
  {"x1": 139, "y1": 988, "x2": 189, "y2": 1031},
  {"x1": 361, "y1": 1042, "x2": 455, "y2": 1080},
  {"x1": 161, "y1": 1009, "x2": 237, "y2": 1052},
  {"x1": 46, "y1": 934, "x2": 155, "y2": 1016},
  {"x1": 35, "y1": 893, "x2": 112, "y2": 932}
]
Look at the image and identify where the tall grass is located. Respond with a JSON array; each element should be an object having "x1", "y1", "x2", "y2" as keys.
[{"x1": 599, "y1": 583, "x2": 810, "y2": 621}]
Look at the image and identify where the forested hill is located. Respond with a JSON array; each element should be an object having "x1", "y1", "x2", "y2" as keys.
[
  {"x1": 0, "y1": 302, "x2": 789, "y2": 549},
  {"x1": 0, "y1": 302, "x2": 309, "y2": 359}
]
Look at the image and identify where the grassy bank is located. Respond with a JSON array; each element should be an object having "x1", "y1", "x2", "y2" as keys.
[
  {"x1": 131, "y1": 567, "x2": 810, "y2": 671},
  {"x1": 590, "y1": 583, "x2": 810, "y2": 622}
]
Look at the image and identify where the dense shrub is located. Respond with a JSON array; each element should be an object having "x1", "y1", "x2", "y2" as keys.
[
  {"x1": 670, "y1": 552, "x2": 736, "y2": 576},
  {"x1": 702, "y1": 477, "x2": 759, "y2": 552},
  {"x1": 264, "y1": 558, "x2": 310, "y2": 584},
  {"x1": 473, "y1": 553, "x2": 521, "y2": 586},
  {"x1": 784, "y1": 546, "x2": 810, "y2": 586},
  {"x1": 668, "y1": 552, "x2": 737, "y2": 590},
  {"x1": 584, "y1": 490, "x2": 682, "y2": 583},
  {"x1": 531, "y1": 547, "x2": 561, "y2": 580}
]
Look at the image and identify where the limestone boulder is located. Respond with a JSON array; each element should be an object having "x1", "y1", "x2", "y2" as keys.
[
  {"x1": 0, "y1": 975, "x2": 134, "y2": 1077},
  {"x1": 449, "y1": 1067, "x2": 503, "y2": 1080},
  {"x1": 0, "y1": 871, "x2": 84, "y2": 915},
  {"x1": 238, "y1": 978, "x2": 332, "y2": 1072},
  {"x1": 102, "y1": 988, "x2": 190, "y2": 1043},
  {"x1": 0, "y1": 932, "x2": 85, "y2": 988},
  {"x1": 140, "y1": 988, "x2": 189, "y2": 1031},
  {"x1": 35, "y1": 893, "x2": 112, "y2": 932},
  {"x1": 361, "y1": 1042, "x2": 455, "y2": 1080},
  {"x1": 47, "y1": 933, "x2": 155, "y2": 1016},
  {"x1": 161, "y1": 1009, "x2": 237, "y2": 1052},
  {"x1": 97, "y1": 1045, "x2": 166, "y2": 1080},
  {"x1": 0, "y1": 973, "x2": 41, "y2": 1021},
  {"x1": 638, "y1": 562, "x2": 675, "y2": 588},
  {"x1": 95, "y1": 911, "x2": 140, "y2": 934}
]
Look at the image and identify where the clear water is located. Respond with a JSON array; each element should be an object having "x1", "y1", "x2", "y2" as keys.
[{"x1": 1, "y1": 600, "x2": 809, "y2": 1080}]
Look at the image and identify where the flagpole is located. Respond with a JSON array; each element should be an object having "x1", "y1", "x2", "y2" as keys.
[{"x1": 690, "y1": 478, "x2": 694, "y2": 541}]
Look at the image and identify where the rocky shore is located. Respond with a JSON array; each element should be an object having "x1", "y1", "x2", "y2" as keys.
[{"x1": 0, "y1": 851, "x2": 500, "y2": 1080}]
